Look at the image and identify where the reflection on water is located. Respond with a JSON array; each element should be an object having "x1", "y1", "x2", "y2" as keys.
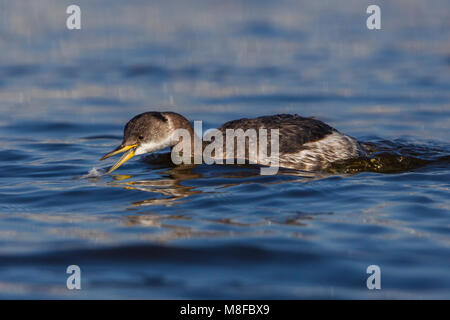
[{"x1": 111, "y1": 166, "x2": 204, "y2": 207}]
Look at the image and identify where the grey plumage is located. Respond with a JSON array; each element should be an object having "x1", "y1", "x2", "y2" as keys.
[
  {"x1": 106, "y1": 111, "x2": 365, "y2": 172},
  {"x1": 217, "y1": 114, "x2": 364, "y2": 170}
]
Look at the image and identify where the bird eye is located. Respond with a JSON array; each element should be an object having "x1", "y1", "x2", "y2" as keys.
[{"x1": 138, "y1": 135, "x2": 144, "y2": 140}]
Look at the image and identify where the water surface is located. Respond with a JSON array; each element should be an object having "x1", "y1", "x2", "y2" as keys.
[{"x1": 0, "y1": 0, "x2": 449, "y2": 299}]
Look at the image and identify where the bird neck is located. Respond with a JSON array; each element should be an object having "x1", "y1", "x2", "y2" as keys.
[{"x1": 164, "y1": 112, "x2": 201, "y2": 156}]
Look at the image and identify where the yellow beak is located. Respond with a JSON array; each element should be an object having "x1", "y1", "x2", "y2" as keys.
[{"x1": 100, "y1": 144, "x2": 137, "y2": 174}]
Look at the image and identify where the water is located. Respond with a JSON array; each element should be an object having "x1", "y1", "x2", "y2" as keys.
[{"x1": 0, "y1": 0, "x2": 449, "y2": 299}]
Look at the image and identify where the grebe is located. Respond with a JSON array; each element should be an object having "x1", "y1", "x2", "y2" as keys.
[{"x1": 100, "y1": 111, "x2": 365, "y2": 173}]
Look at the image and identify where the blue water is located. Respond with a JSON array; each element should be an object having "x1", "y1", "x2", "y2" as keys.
[{"x1": 0, "y1": 0, "x2": 449, "y2": 299}]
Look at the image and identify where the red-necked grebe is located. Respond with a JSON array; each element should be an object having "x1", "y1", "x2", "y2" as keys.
[{"x1": 100, "y1": 112, "x2": 365, "y2": 173}]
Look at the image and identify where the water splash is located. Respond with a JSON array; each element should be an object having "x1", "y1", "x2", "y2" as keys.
[{"x1": 80, "y1": 167, "x2": 106, "y2": 179}]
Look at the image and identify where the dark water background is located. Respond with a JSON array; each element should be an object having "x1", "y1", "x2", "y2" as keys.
[{"x1": 0, "y1": 0, "x2": 449, "y2": 298}]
